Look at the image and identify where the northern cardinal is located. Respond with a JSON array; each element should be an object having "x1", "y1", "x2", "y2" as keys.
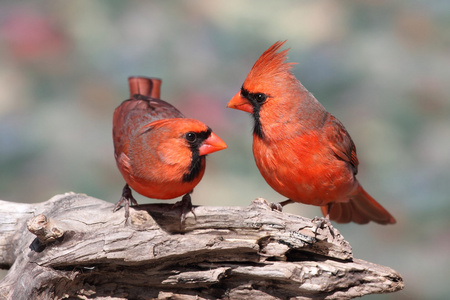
[
  {"x1": 227, "y1": 41, "x2": 395, "y2": 224},
  {"x1": 113, "y1": 76, "x2": 227, "y2": 222}
]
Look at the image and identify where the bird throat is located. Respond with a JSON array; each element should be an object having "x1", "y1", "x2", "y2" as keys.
[
  {"x1": 182, "y1": 129, "x2": 211, "y2": 183},
  {"x1": 240, "y1": 87, "x2": 266, "y2": 140},
  {"x1": 252, "y1": 110, "x2": 265, "y2": 140},
  {"x1": 183, "y1": 154, "x2": 204, "y2": 182}
]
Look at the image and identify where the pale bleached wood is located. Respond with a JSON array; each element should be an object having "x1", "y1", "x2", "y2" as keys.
[{"x1": 0, "y1": 192, "x2": 403, "y2": 299}]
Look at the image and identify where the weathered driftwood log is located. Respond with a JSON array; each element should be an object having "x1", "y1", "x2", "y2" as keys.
[{"x1": 0, "y1": 192, "x2": 403, "y2": 299}]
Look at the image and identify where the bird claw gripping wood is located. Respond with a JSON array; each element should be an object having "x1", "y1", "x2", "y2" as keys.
[
  {"x1": 269, "y1": 202, "x2": 283, "y2": 212},
  {"x1": 312, "y1": 216, "x2": 335, "y2": 239},
  {"x1": 172, "y1": 192, "x2": 197, "y2": 227},
  {"x1": 269, "y1": 199, "x2": 295, "y2": 212},
  {"x1": 113, "y1": 184, "x2": 139, "y2": 223}
]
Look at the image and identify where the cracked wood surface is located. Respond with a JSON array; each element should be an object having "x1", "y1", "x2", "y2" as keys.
[{"x1": 0, "y1": 192, "x2": 403, "y2": 299}]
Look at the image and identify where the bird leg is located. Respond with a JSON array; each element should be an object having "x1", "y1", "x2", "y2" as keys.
[
  {"x1": 113, "y1": 184, "x2": 139, "y2": 222},
  {"x1": 270, "y1": 199, "x2": 295, "y2": 211},
  {"x1": 172, "y1": 191, "x2": 197, "y2": 225}
]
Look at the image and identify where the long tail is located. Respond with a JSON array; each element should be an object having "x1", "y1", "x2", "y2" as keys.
[
  {"x1": 321, "y1": 184, "x2": 396, "y2": 224},
  {"x1": 128, "y1": 76, "x2": 162, "y2": 99}
]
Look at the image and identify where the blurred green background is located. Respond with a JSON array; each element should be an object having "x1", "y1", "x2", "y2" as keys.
[{"x1": 1, "y1": 1, "x2": 449, "y2": 299}]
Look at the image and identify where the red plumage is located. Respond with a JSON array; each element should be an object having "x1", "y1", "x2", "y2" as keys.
[
  {"x1": 113, "y1": 77, "x2": 227, "y2": 222},
  {"x1": 228, "y1": 41, "x2": 395, "y2": 224}
]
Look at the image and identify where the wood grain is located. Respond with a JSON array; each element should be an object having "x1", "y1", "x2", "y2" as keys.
[{"x1": 0, "y1": 193, "x2": 403, "y2": 299}]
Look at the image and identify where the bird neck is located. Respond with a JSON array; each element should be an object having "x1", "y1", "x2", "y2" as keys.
[{"x1": 257, "y1": 88, "x2": 328, "y2": 141}]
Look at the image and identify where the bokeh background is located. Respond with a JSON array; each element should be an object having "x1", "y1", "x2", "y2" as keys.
[{"x1": 1, "y1": 1, "x2": 449, "y2": 299}]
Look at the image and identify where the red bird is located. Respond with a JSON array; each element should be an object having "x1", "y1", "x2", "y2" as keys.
[
  {"x1": 227, "y1": 42, "x2": 395, "y2": 224},
  {"x1": 113, "y1": 76, "x2": 227, "y2": 222}
]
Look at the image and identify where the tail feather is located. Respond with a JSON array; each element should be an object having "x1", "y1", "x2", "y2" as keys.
[
  {"x1": 128, "y1": 76, "x2": 162, "y2": 99},
  {"x1": 321, "y1": 184, "x2": 396, "y2": 225}
]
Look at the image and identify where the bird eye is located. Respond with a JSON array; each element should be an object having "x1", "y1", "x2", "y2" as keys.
[
  {"x1": 256, "y1": 93, "x2": 267, "y2": 103},
  {"x1": 185, "y1": 132, "x2": 197, "y2": 143}
]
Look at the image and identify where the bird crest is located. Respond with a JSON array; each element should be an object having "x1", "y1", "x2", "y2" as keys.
[{"x1": 246, "y1": 41, "x2": 296, "y2": 87}]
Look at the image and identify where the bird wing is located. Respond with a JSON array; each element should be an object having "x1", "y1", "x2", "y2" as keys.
[
  {"x1": 115, "y1": 96, "x2": 184, "y2": 126},
  {"x1": 116, "y1": 152, "x2": 134, "y2": 180},
  {"x1": 325, "y1": 114, "x2": 359, "y2": 175},
  {"x1": 113, "y1": 97, "x2": 184, "y2": 158}
]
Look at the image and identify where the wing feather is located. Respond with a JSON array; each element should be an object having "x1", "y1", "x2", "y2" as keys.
[
  {"x1": 113, "y1": 77, "x2": 184, "y2": 158},
  {"x1": 325, "y1": 114, "x2": 359, "y2": 175}
]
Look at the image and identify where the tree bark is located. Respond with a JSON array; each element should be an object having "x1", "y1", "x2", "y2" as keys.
[{"x1": 0, "y1": 192, "x2": 403, "y2": 299}]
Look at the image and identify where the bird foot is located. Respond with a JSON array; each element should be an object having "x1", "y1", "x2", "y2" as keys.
[
  {"x1": 269, "y1": 202, "x2": 283, "y2": 211},
  {"x1": 269, "y1": 199, "x2": 295, "y2": 212},
  {"x1": 172, "y1": 193, "x2": 197, "y2": 226},
  {"x1": 311, "y1": 216, "x2": 335, "y2": 238},
  {"x1": 113, "y1": 184, "x2": 139, "y2": 223}
]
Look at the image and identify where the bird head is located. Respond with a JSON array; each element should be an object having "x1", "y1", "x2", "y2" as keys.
[
  {"x1": 227, "y1": 41, "x2": 326, "y2": 140},
  {"x1": 227, "y1": 41, "x2": 299, "y2": 139},
  {"x1": 137, "y1": 118, "x2": 227, "y2": 182}
]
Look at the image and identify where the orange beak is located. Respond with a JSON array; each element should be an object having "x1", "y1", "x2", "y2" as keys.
[
  {"x1": 198, "y1": 132, "x2": 227, "y2": 156},
  {"x1": 227, "y1": 91, "x2": 253, "y2": 114}
]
